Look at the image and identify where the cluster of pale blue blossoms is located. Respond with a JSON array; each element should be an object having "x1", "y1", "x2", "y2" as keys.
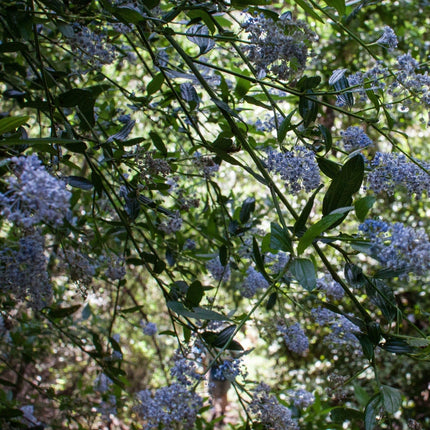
[
  {"x1": 170, "y1": 357, "x2": 202, "y2": 386},
  {"x1": 311, "y1": 306, "x2": 361, "y2": 349},
  {"x1": 265, "y1": 147, "x2": 321, "y2": 193},
  {"x1": 240, "y1": 265, "x2": 269, "y2": 298},
  {"x1": 341, "y1": 126, "x2": 373, "y2": 152},
  {"x1": 141, "y1": 321, "x2": 158, "y2": 336},
  {"x1": 211, "y1": 358, "x2": 245, "y2": 382},
  {"x1": 68, "y1": 23, "x2": 117, "y2": 68},
  {"x1": 0, "y1": 231, "x2": 51, "y2": 310},
  {"x1": 158, "y1": 211, "x2": 183, "y2": 234},
  {"x1": 277, "y1": 322, "x2": 309, "y2": 356},
  {"x1": 341, "y1": 47, "x2": 430, "y2": 116},
  {"x1": 0, "y1": 155, "x2": 71, "y2": 228},
  {"x1": 135, "y1": 383, "x2": 203, "y2": 430},
  {"x1": 375, "y1": 26, "x2": 398, "y2": 51},
  {"x1": 206, "y1": 257, "x2": 231, "y2": 282},
  {"x1": 317, "y1": 275, "x2": 345, "y2": 301},
  {"x1": 286, "y1": 388, "x2": 315, "y2": 410},
  {"x1": 135, "y1": 346, "x2": 205, "y2": 429},
  {"x1": 359, "y1": 219, "x2": 430, "y2": 276},
  {"x1": 367, "y1": 152, "x2": 430, "y2": 198},
  {"x1": 0, "y1": 155, "x2": 71, "y2": 309},
  {"x1": 193, "y1": 152, "x2": 220, "y2": 179},
  {"x1": 242, "y1": 12, "x2": 316, "y2": 80},
  {"x1": 249, "y1": 383, "x2": 299, "y2": 430}
]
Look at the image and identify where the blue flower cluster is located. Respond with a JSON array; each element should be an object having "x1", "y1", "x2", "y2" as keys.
[
  {"x1": 135, "y1": 383, "x2": 203, "y2": 430},
  {"x1": 0, "y1": 155, "x2": 71, "y2": 228},
  {"x1": 206, "y1": 257, "x2": 231, "y2": 282},
  {"x1": 341, "y1": 126, "x2": 373, "y2": 152},
  {"x1": 242, "y1": 12, "x2": 316, "y2": 81},
  {"x1": 311, "y1": 307, "x2": 361, "y2": 349},
  {"x1": 240, "y1": 266, "x2": 269, "y2": 298},
  {"x1": 359, "y1": 219, "x2": 430, "y2": 276},
  {"x1": 265, "y1": 146, "x2": 321, "y2": 193},
  {"x1": 277, "y1": 322, "x2": 309, "y2": 355},
  {"x1": 141, "y1": 321, "x2": 158, "y2": 336},
  {"x1": 0, "y1": 231, "x2": 52, "y2": 310},
  {"x1": 211, "y1": 359, "x2": 244, "y2": 382},
  {"x1": 367, "y1": 152, "x2": 430, "y2": 198},
  {"x1": 376, "y1": 26, "x2": 398, "y2": 50},
  {"x1": 317, "y1": 275, "x2": 345, "y2": 300},
  {"x1": 249, "y1": 383, "x2": 298, "y2": 430},
  {"x1": 286, "y1": 388, "x2": 315, "y2": 409}
]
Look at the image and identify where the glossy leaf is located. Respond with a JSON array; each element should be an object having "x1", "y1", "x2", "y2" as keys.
[
  {"x1": 0, "y1": 115, "x2": 29, "y2": 135},
  {"x1": 381, "y1": 385, "x2": 401, "y2": 414},
  {"x1": 186, "y1": 24, "x2": 215, "y2": 55},
  {"x1": 65, "y1": 175, "x2": 94, "y2": 190},
  {"x1": 355, "y1": 196, "x2": 376, "y2": 222},
  {"x1": 290, "y1": 258, "x2": 316, "y2": 291},
  {"x1": 239, "y1": 197, "x2": 256, "y2": 224},
  {"x1": 323, "y1": 154, "x2": 364, "y2": 216},
  {"x1": 297, "y1": 212, "x2": 345, "y2": 254},
  {"x1": 364, "y1": 393, "x2": 382, "y2": 430},
  {"x1": 270, "y1": 222, "x2": 293, "y2": 253},
  {"x1": 167, "y1": 301, "x2": 228, "y2": 321}
]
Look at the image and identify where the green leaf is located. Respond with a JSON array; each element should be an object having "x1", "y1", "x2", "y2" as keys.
[
  {"x1": 243, "y1": 95, "x2": 271, "y2": 109},
  {"x1": 186, "y1": 281, "x2": 204, "y2": 308},
  {"x1": 355, "y1": 196, "x2": 376, "y2": 222},
  {"x1": 219, "y1": 245, "x2": 228, "y2": 266},
  {"x1": 0, "y1": 115, "x2": 29, "y2": 135},
  {"x1": 253, "y1": 237, "x2": 266, "y2": 275},
  {"x1": 357, "y1": 334, "x2": 374, "y2": 360},
  {"x1": 318, "y1": 124, "x2": 332, "y2": 152},
  {"x1": 149, "y1": 131, "x2": 167, "y2": 156},
  {"x1": 270, "y1": 222, "x2": 293, "y2": 253},
  {"x1": 58, "y1": 89, "x2": 93, "y2": 107},
  {"x1": 354, "y1": 383, "x2": 371, "y2": 406},
  {"x1": 0, "y1": 42, "x2": 28, "y2": 52},
  {"x1": 239, "y1": 197, "x2": 255, "y2": 224},
  {"x1": 113, "y1": 6, "x2": 145, "y2": 24},
  {"x1": 365, "y1": 279, "x2": 397, "y2": 323},
  {"x1": 212, "y1": 99, "x2": 239, "y2": 118},
  {"x1": 147, "y1": 73, "x2": 164, "y2": 96},
  {"x1": 57, "y1": 22, "x2": 74, "y2": 37},
  {"x1": 266, "y1": 292, "x2": 277, "y2": 310},
  {"x1": 381, "y1": 337, "x2": 416, "y2": 354},
  {"x1": 330, "y1": 407, "x2": 363, "y2": 423},
  {"x1": 364, "y1": 393, "x2": 382, "y2": 430},
  {"x1": 299, "y1": 90, "x2": 318, "y2": 127},
  {"x1": 322, "y1": 154, "x2": 364, "y2": 217},
  {"x1": 234, "y1": 77, "x2": 252, "y2": 99},
  {"x1": 277, "y1": 109, "x2": 296, "y2": 144},
  {"x1": 296, "y1": 75, "x2": 321, "y2": 91},
  {"x1": 293, "y1": 186, "x2": 320, "y2": 236},
  {"x1": 317, "y1": 157, "x2": 341, "y2": 179},
  {"x1": 297, "y1": 212, "x2": 345, "y2": 254},
  {"x1": 120, "y1": 305, "x2": 144, "y2": 314},
  {"x1": 290, "y1": 258, "x2": 316, "y2": 291},
  {"x1": 65, "y1": 175, "x2": 94, "y2": 190},
  {"x1": 295, "y1": 0, "x2": 324, "y2": 22},
  {"x1": 381, "y1": 385, "x2": 401, "y2": 414},
  {"x1": 344, "y1": 263, "x2": 365, "y2": 287},
  {"x1": 167, "y1": 301, "x2": 228, "y2": 321},
  {"x1": 48, "y1": 304, "x2": 81, "y2": 319},
  {"x1": 324, "y1": 0, "x2": 346, "y2": 15}
]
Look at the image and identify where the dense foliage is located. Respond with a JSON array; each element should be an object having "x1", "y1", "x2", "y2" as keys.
[{"x1": 0, "y1": 0, "x2": 430, "y2": 429}]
